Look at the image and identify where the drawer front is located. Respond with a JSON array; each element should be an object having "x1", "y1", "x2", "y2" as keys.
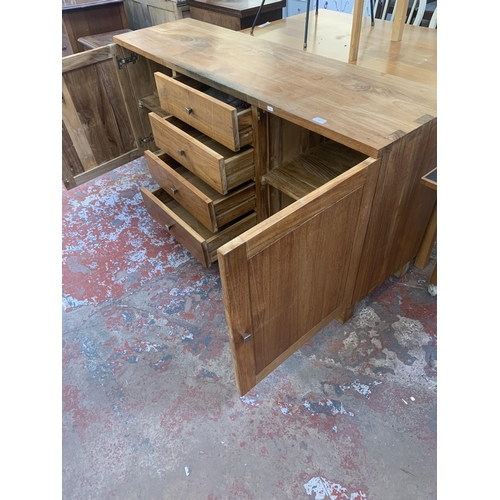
[
  {"x1": 155, "y1": 72, "x2": 251, "y2": 152},
  {"x1": 140, "y1": 186, "x2": 257, "y2": 268},
  {"x1": 140, "y1": 186, "x2": 209, "y2": 266},
  {"x1": 145, "y1": 150, "x2": 257, "y2": 232},
  {"x1": 145, "y1": 149, "x2": 216, "y2": 232},
  {"x1": 150, "y1": 111, "x2": 226, "y2": 193},
  {"x1": 149, "y1": 112, "x2": 255, "y2": 195}
]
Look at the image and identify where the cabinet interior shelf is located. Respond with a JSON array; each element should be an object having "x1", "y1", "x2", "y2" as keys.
[
  {"x1": 263, "y1": 140, "x2": 368, "y2": 200},
  {"x1": 139, "y1": 94, "x2": 168, "y2": 117}
]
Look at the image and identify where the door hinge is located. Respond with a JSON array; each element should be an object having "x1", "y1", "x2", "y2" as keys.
[
  {"x1": 116, "y1": 52, "x2": 138, "y2": 69},
  {"x1": 139, "y1": 133, "x2": 154, "y2": 145}
]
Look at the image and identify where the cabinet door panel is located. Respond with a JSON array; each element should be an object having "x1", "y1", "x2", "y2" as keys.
[
  {"x1": 62, "y1": 44, "x2": 148, "y2": 189},
  {"x1": 218, "y1": 158, "x2": 378, "y2": 395}
]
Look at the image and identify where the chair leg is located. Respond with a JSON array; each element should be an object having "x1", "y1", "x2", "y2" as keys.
[
  {"x1": 250, "y1": 0, "x2": 266, "y2": 35},
  {"x1": 304, "y1": 0, "x2": 312, "y2": 48}
]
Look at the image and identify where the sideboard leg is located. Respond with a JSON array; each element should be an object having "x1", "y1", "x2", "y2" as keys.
[
  {"x1": 394, "y1": 261, "x2": 410, "y2": 279},
  {"x1": 337, "y1": 305, "x2": 355, "y2": 324}
]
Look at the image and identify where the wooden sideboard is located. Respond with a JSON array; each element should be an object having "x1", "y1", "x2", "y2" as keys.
[
  {"x1": 62, "y1": 0, "x2": 129, "y2": 55},
  {"x1": 62, "y1": 16, "x2": 436, "y2": 394},
  {"x1": 109, "y1": 19, "x2": 436, "y2": 395},
  {"x1": 186, "y1": 0, "x2": 286, "y2": 30}
]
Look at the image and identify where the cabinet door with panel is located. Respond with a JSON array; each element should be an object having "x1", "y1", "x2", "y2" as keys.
[
  {"x1": 218, "y1": 112, "x2": 380, "y2": 395},
  {"x1": 62, "y1": 44, "x2": 169, "y2": 189}
]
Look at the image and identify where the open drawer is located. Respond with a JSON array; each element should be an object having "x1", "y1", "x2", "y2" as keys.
[
  {"x1": 149, "y1": 112, "x2": 254, "y2": 195},
  {"x1": 155, "y1": 72, "x2": 253, "y2": 152},
  {"x1": 217, "y1": 138, "x2": 380, "y2": 395},
  {"x1": 140, "y1": 186, "x2": 258, "y2": 268},
  {"x1": 144, "y1": 150, "x2": 256, "y2": 233}
]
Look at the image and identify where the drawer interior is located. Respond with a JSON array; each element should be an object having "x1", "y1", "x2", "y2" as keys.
[
  {"x1": 154, "y1": 188, "x2": 255, "y2": 239},
  {"x1": 162, "y1": 115, "x2": 253, "y2": 160},
  {"x1": 174, "y1": 73, "x2": 251, "y2": 114},
  {"x1": 156, "y1": 152, "x2": 255, "y2": 207}
]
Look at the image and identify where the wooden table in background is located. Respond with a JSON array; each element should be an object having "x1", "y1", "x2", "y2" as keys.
[
  {"x1": 186, "y1": 0, "x2": 286, "y2": 30},
  {"x1": 243, "y1": 9, "x2": 436, "y2": 86},
  {"x1": 62, "y1": 0, "x2": 129, "y2": 55}
]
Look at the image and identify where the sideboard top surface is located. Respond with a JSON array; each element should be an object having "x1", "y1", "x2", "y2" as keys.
[{"x1": 114, "y1": 19, "x2": 437, "y2": 157}]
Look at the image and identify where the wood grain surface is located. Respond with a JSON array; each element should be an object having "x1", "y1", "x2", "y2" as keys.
[
  {"x1": 114, "y1": 18, "x2": 436, "y2": 158},
  {"x1": 245, "y1": 10, "x2": 436, "y2": 86}
]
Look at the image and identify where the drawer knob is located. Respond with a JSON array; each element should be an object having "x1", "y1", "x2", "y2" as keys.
[
  {"x1": 185, "y1": 107, "x2": 192, "y2": 115},
  {"x1": 177, "y1": 149, "x2": 184, "y2": 156},
  {"x1": 240, "y1": 332, "x2": 252, "y2": 344},
  {"x1": 170, "y1": 188, "x2": 178, "y2": 195},
  {"x1": 166, "y1": 224, "x2": 175, "y2": 231}
]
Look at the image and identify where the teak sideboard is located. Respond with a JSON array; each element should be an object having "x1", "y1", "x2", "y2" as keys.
[{"x1": 62, "y1": 18, "x2": 436, "y2": 395}]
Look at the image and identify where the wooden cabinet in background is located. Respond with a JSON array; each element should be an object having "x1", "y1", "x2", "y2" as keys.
[
  {"x1": 62, "y1": 0, "x2": 129, "y2": 54},
  {"x1": 122, "y1": 0, "x2": 190, "y2": 30},
  {"x1": 186, "y1": 0, "x2": 286, "y2": 31}
]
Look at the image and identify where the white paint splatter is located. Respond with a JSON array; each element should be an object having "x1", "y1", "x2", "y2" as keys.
[
  {"x1": 278, "y1": 402, "x2": 292, "y2": 415},
  {"x1": 351, "y1": 380, "x2": 372, "y2": 399},
  {"x1": 240, "y1": 395, "x2": 260, "y2": 406},
  {"x1": 304, "y1": 477, "x2": 367, "y2": 499}
]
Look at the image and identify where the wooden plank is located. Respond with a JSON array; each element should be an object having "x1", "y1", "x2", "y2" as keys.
[{"x1": 113, "y1": 19, "x2": 437, "y2": 158}]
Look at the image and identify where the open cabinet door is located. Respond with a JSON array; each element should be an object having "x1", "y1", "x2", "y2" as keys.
[
  {"x1": 218, "y1": 158, "x2": 379, "y2": 395},
  {"x1": 62, "y1": 43, "x2": 152, "y2": 189}
]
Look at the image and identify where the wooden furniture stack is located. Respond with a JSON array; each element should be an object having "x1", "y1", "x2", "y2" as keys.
[{"x1": 62, "y1": 16, "x2": 436, "y2": 395}]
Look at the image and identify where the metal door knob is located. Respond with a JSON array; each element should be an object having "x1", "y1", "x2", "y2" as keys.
[{"x1": 185, "y1": 107, "x2": 192, "y2": 115}]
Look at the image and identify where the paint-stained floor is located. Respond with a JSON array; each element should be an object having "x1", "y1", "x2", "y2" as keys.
[{"x1": 62, "y1": 157, "x2": 437, "y2": 500}]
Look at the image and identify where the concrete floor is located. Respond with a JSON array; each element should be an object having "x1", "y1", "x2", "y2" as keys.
[{"x1": 62, "y1": 156, "x2": 437, "y2": 499}]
